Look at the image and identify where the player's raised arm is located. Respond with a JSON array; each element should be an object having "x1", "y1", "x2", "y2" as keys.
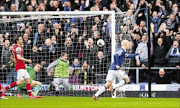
[{"x1": 127, "y1": 49, "x2": 142, "y2": 58}]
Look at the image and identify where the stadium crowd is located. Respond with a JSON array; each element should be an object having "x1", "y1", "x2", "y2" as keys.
[{"x1": 0, "y1": 0, "x2": 179, "y2": 85}]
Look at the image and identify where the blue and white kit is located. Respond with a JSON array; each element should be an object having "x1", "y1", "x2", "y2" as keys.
[{"x1": 106, "y1": 48, "x2": 138, "y2": 82}]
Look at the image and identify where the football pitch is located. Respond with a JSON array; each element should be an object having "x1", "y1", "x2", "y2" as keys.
[{"x1": 0, "y1": 96, "x2": 179, "y2": 108}]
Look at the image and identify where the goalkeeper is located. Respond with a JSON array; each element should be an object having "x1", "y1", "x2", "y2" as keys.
[
  {"x1": 17, "y1": 64, "x2": 42, "y2": 98},
  {"x1": 47, "y1": 52, "x2": 70, "y2": 91}
]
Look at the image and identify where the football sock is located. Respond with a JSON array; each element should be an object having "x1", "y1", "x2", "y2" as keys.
[
  {"x1": 0, "y1": 83, "x2": 2, "y2": 96},
  {"x1": 5, "y1": 82, "x2": 17, "y2": 90},
  {"x1": 26, "y1": 83, "x2": 32, "y2": 96},
  {"x1": 34, "y1": 84, "x2": 41, "y2": 96},
  {"x1": 95, "y1": 86, "x2": 107, "y2": 97},
  {"x1": 113, "y1": 79, "x2": 126, "y2": 89}
]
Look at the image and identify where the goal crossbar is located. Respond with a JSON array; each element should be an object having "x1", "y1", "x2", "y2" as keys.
[{"x1": 0, "y1": 11, "x2": 115, "y2": 16}]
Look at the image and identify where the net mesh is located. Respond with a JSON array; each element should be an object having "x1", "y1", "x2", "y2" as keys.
[
  {"x1": 114, "y1": 12, "x2": 132, "y2": 98},
  {"x1": 0, "y1": 13, "x2": 114, "y2": 97}
]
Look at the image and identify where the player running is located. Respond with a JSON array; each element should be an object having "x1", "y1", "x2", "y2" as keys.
[
  {"x1": 0, "y1": 35, "x2": 38, "y2": 99},
  {"x1": 92, "y1": 40, "x2": 142, "y2": 101},
  {"x1": 17, "y1": 64, "x2": 42, "y2": 98}
]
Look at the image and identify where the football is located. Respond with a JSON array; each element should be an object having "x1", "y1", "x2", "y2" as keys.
[{"x1": 97, "y1": 39, "x2": 105, "y2": 47}]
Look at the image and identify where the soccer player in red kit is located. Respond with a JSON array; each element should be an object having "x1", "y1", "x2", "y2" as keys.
[{"x1": 0, "y1": 35, "x2": 38, "y2": 99}]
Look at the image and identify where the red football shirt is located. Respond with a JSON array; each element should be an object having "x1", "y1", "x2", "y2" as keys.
[{"x1": 13, "y1": 45, "x2": 25, "y2": 71}]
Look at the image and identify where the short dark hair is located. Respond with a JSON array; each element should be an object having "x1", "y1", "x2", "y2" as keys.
[
  {"x1": 61, "y1": 52, "x2": 67, "y2": 57},
  {"x1": 13, "y1": 35, "x2": 22, "y2": 44}
]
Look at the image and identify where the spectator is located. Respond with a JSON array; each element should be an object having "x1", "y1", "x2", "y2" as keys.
[
  {"x1": 62, "y1": 37, "x2": 74, "y2": 63},
  {"x1": 23, "y1": 33, "x2": 31, "y2": 59},
  {"x1": 71, "y1": 0, "x2": 80, "y2": 11},
  {"x1": 30, "y1": 45, "x2": 41, "y2": 64},
  {"x1": 1, "y1": 40, "x2": 11, "y2": 69},
  {"x1": 165, "y1": 19, "x2": 175, "y2": 30},
  {"x1": 5, "y1": 0, "x2": 25, "y2": 12},
  {"x1": 83, "y1": 38, "x2": 98, "y2": 68},
  {"x1": 0, "y1": 34, "x2": 4, "y2": 46},
  {"x1": 73, "y1": 37, "x2": 84, "y2": 62},
  {"x1": 72, "y1": 58, "x2": 80, "y2": 69},
  {"x1": 92, "y1": 31, "x2": 100, "y2": 44},
  {"x1": 135, "y1": 35, "x2": 148, "y2": 82},
  {"x1": 172, "y1": 33, "x2": 180, "y2": 45},
  {"x1": 69, "y1": 66, "x2": 79, "y2": 85},
  {"x1": 38, "y1": 3, "x2": 46, "y2": 11},
  {"x1": 139, "y1": 21, "x2": 147, "y2": 35},
  {"x1": 79, "y1": 61, "x2": 93, "y2": 84},
  {"x1": 92, "y1": 51, "x2": 108, "y2": 84},
  {"x1": 122, "y1": 5, "x2": 140, "y2": 25},
  {"x1": 33, "y1": 24, "x2": 47, "y2": 48},
  {"x1": 94, "y1": 17, "x2": 102, "y2": 32},
  {"x1": 135, "y1": 35, "x2": 148, "y2": 66},
  {"x1": 150, "y1": 3, "x2": 164, "y2": 33},
  {"x1": 63, "y1": 1, "x2": 71, "y2": 11},
  {"x1": 0, "y1": 5, "x2": 5, "y2": 12},
  {"x1": 90, "y1": 25, "x2": 98, "y2": 38},
  {"x1": 71, "y1": 58, "x2": 81, "y2": 77},
  {"x1": 12, "y1": 0, "x2": 27, "y2": 10},
  {"x1": 104, "y1": 15, "x2": 112, "y2": 38},
  {"x1": 69, "y1": 23, "x2": 79, "y2": 43},
  {"x1": 160, "y1": 5, "x2": 170, "y2": 21},
  {"x1": 153, "y1": 38, "x2": 167, "y2": 67},
  {"x1": 136, "y1": 0, "x2": 147, "y2": 25},
  {"x1": 165, "y1": 41, "x2": 180, "y2": 66},
  {"x1": 164, "y1": 14, "x2": 177, "y2": 29},
  {"x1": 4, "y1": 32, "x2": 10, "y2": 41},
  {"x1": 1, "y1": 41, "x2": 16, "y2": 84},
  {"x1": 52, "y1": 23, "x2": 61, "y2": 36},
  {"x1": 142, "y1": 64, "x2": 179, "y2": 84},
  {"x1": 64, "y1": 19, "x2": 71, "y2": 34},
  {"x1": 46, "y1": 0, "x2": 62, "y2": 11},
  {"x1": 41, "y1": 38, "x2": 58, "y2": 64}
]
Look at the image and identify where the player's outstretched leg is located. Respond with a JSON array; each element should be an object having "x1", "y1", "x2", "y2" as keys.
[
  {"x1": 109, "y1": 85, "x2": 115, "y2": 96},
  {"x1": 92, "y1": 81, "x2": 112, "y2": 101},
  {"x1": 31, "y1": 81, "x2": 42, "y2": 98},
  {"x1": 25, "y1": 78, "x2": 38, "y2": 99},
  {"x1": 111, "y1": 78, "x2": 129, "y2": 96},
  {"x1": 2, "y1": 82, "x2": 18, "y2": 99},
  {"x1": 31, "y1": 81, "x2": 42, "y2": 96}
]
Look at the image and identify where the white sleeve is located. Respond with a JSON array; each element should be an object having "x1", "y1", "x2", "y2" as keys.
[
  {"x1": 116, "y1": 49, "x2": 123, "y2": 56},
  {"x1": 135, "y1": 44, "x2": 140, "y2": 61},
  {"x1": 16, "y1": 47, "x2": 21, "y2": 53}
]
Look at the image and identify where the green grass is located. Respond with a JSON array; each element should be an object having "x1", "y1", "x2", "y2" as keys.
[{"x1": 0, "y1": 96, "x2": 179, "y2": 108}]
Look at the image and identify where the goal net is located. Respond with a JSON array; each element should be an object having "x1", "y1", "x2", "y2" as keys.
[
  {"x1": 0, "y1": 11, "x2": 119, "y2": 97},
  {"x1": 111, "y1": 12, "x2": 133, "y2": 98}
]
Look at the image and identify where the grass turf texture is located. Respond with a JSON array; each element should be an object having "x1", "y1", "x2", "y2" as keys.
[{"x1": 0, "y1": 96, "x2": 179, "y2": 108}]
